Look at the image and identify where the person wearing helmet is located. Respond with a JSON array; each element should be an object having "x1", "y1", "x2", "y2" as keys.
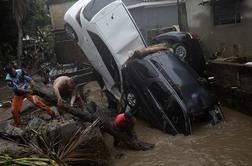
[{"x1": 112, "y1": 111, "x2": 137, "y2": 147}]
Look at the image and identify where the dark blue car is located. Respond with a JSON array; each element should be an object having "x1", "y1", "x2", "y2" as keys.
[
  {"x1": 152, "y1": 31, "x2": 206, "y2": 77},
  {"x1": 122, "y1": 50, "x2": 224, "y2": 135}
]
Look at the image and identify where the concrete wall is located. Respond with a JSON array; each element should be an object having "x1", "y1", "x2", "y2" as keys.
[
  {"x1": 123, "y1": 0, "x2": 143, "y2": 6},
  {"x1": 127, "y1": 1, "x2": 178, "y2": 42},
  {"x1": 49, "y1": 1, "x2": 77, "y2": 30},
  {"x1": 123, "y1": 0, "x2": 172, "y2": 6},
  {"x1": 185, "y1": 0, "x2": 252, "y2": 60},
  {"x1": 48, "y1": 0, "x2": 176, "y2": 31},
  {"x1": 48, "y1": 0, "x2": 179, "y2": 43},
  {"x1": 48, "y1": 0, "x2": 84, "y2": 64},
  {"x1": 48, "y1": 0, "x2": 179, "y2": 63}
]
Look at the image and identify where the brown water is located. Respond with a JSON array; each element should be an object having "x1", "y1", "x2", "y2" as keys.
[
  {"x1": 114, "y1": 107, "x2": 252, "y2": 166},
  {"x1": 2, "y1": 82, "x2": 252, "y2": 165}
]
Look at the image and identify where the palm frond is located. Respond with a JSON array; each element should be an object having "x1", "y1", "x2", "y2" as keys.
[{"x1": 58, "y1": 119, "x2": 101, "y2": 160}]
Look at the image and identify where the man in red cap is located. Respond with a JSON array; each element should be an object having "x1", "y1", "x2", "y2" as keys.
[{"x1": 112, "y1": 111, "x2": 137, "y2": 147}]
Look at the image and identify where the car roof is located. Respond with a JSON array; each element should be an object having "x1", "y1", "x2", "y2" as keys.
[{"x1": 156, "y1": 31, "x2": 188, "y2": 38}]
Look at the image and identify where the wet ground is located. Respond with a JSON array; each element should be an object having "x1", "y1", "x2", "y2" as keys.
[
  {"x1": 114, "y1": 107, "x2": 252, "y2": 166},
  {"x1": 1, "y1": 83, "x2": 252, "y2": 166},
  {"x1": 0, "y1": 85, "x2": 12, "y2": 101}
]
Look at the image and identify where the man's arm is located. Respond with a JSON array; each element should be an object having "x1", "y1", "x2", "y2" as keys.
[
  {"x1": 16, "y1": 88, "x2": 31, "y2": 93},
  {"x1": 53, "y1": 84, "x2": 63, "y2": 105},
  {"x1": 7, "y1": 80, "x2": 31, "y2": 94},
  {"x1": 70, "y1": 86, "x2": 77, "y2": 106}
]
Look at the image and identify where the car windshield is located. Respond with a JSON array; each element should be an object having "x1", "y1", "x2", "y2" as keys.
[
  {"x1": 83, "y1": 0, "x2": 116, "y2": 21},
  {"x1": 150, "y1": 52, "x2": 200, "y2": 101},
  {"x1": 148, "y1": 81, "x2": 186, "y2": 133},
  {"x1": 133, "y1": 59, "x2": 158, "y2": 80}
]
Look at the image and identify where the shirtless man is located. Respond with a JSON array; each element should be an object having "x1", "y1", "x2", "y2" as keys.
[{"x1": 53, "y1": 76, "x2": 84, "y2": 109}]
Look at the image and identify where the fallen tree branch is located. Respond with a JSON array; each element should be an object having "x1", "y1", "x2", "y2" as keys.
[
  {"x1": 32, "y1": 82, "x2": 134, "y2": 143},
  {"x1": 127, "y1": 43, "x2": 169, "y2": 63}
]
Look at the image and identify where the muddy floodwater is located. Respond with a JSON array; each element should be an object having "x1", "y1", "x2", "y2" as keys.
[
  {"x1": 1, "y1": 83, "x2": 251, "y2": 165},
  {"x1": 114, "y1": 107, "x2": 252, "y2": 166}
]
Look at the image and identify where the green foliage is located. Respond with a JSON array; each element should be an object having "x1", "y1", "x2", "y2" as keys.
[
  {"x1": 24, "y1": 0, "x2": 51, "y2": 36},
  {"x1": 0, "y1": 154, "x2": 59, "y2": 166},
  {"x1": 21, "y1": 0, "x2": 56, "y2": 68},
  {"x1": 37, "y1": 25, "x2": 54, "y2": 49}
]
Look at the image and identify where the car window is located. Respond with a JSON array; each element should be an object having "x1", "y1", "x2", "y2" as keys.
[
  {"x1": 149, "y1": 82, "x2": 172, "y2": 102},
  {"x1": 83, "y1": 0, "x2": 116, "y2": 21},
  {"x1": 87, "y1": 30, "x2": 121, "y2": 90},
  {"x1": 150, "y1": 59, "x2": 182, "y2": 98},
  {"x1": 133, "y1": 60, "x2": 158, "y2": 80},
  {"x1": 149, "y1": 81, "x2": 177, "y2": 113},
  {"x1": 149, "y1": 81, "x2": 185, "y2": 133},
  {"x1": 150, "y1": 53, "x2": 201, "y2": 100}
]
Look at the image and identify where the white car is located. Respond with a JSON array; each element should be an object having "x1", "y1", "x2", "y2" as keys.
[{"x1": 64, "y1": 0, "x2": 146, "y2": 100}]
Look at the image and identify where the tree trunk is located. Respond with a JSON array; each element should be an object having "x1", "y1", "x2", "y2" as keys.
[
  {"x1": 16, "y1": 20, "x2": 23, "y2": 66},
  {"x1": 32, "y1": 82, "x2": 155, "y2": 150},
  {"x1": 129, "y1": 43, "x2": 168, "y2": 62},
  {"x1": 32, "y1": 82, "x2": 133, "y2": 142}
]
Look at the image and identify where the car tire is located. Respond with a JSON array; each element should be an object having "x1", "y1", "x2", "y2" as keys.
[
  {"x1": 173, "y1": 43, "x2": 187, "y2": 62},
  {"x1": 125, "y1": 89, "x2": 139, "y2": 110},
  {"x1": 64, "y1": 24, "x2": 78, "y2": 42}
]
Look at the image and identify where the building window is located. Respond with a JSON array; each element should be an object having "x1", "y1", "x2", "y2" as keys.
[{"x1": 213, "y1": 0, "x2": 241, "y2": 25}]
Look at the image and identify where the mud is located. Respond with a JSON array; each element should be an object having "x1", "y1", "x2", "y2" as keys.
[
  {"x1": 114, "y1": 107, "x2": 252, "y2": 166},
  {"x1": 1, "y1": 83, "x2": 252, "y2": 166}
]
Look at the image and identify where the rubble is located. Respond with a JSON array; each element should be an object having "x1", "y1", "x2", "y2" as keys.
[
  {"x1": 27, "y1": 117, "x2": 47, "y2": 131},
  {"x1": 0, "y1": 114, "x2": 112, "y2": 165},
  {"x1": 0, "y1": 101, "x2": 11, "y2": 108},
  {"x1": 0, "y1": 122, "x2": 24, "y2": 138},
  {"x1": 83, "y1": 81, "x2": 109, "y2": 109},
  {"x1": 0, "y1": 79, "x2": 154, "y2": 165},
  {"x1": 63, "y1": 127, "x2": 111, "y2": 166},
  {"x1": 0, "y1": 139, "x2": 36, "y2": 156},
  {"x1": 42, "y1": 119, "x2": 82, "y2": 144}
]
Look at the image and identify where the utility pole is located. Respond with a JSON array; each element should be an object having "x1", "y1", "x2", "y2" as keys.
[
  {"x1": 177, "y1": 0, "x2": 181, "y2": 30},
  {"x1": 177, "y1": 0, "x2": 189, "y2": 31}
]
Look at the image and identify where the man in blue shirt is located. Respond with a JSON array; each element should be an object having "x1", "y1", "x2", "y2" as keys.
[{"x1": 4, "y1": 64, "x2": 56, "y2": 126}]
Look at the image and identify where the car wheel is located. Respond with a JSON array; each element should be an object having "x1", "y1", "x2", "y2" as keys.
[
  {"x1": 125, "y1": 89, "x2": 139, "y2": 110},
  {"x1": 65, "y1": 24, "x2": 78, "y2": 42},
  {"x1": 173, "y1": 43, "x2": 187, "y2": 61}
]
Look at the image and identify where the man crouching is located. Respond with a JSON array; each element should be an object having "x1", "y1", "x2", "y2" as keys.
[{"x1": 53, "y1": 76, "x2": 84, "y2": 110}]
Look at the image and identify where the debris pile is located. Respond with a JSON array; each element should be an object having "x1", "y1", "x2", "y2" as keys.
[{"x1": 0, "y1": 81, "x2": 154, "y2": 165}]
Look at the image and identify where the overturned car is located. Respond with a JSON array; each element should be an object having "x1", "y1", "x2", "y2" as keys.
[
  {"x1": 122, "y1": 50, "x2": 224, "y2": 135},
  {"x1": 64, "y1": 0, "x2": 224, "y2": 135},
  {"x1": 152, "y1": 31, "x2": 206, "y2": 77}
]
